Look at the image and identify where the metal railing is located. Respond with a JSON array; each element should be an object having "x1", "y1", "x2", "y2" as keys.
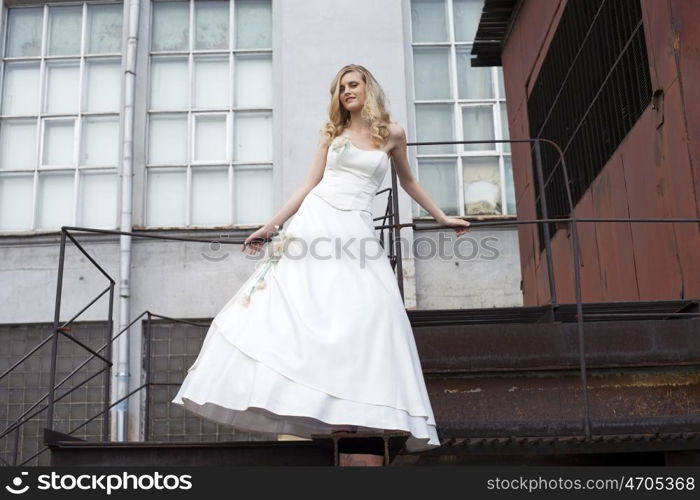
[
  {"x1": 0, "y1": 172, "x2": 402, "y2": 465},
  {"x1": 381, "y1": 138, "x2": 700, "y2": 439},
  {"x1": 1, "y1": 137, "x2": 699, "y2": 465}
]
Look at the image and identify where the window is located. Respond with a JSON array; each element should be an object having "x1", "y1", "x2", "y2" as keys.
[
  {"x1": 0, "y1": 3, "x2": 123, "y2": 232},
  {"x1": 145, "y1": 0, "x2": 273, "y2": 228},
  {"x1": 527, "y1": 0, "x2": 651, "y2": 252},
  {"x1": 409, "y1": 0, "x2": 514, "y2": 218}
]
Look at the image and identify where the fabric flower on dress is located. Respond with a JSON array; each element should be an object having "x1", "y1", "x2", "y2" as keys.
[
  {"x1": 238, "y1": 224, "x2": 292, "y2": 306},
  {"x1": 329, "y1": 135, "x2": 350, "y2": 155}
]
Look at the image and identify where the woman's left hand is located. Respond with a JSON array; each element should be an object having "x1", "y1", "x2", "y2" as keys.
[{"x1": 439, "y1": 216, "x2": 472, "y2": 236}]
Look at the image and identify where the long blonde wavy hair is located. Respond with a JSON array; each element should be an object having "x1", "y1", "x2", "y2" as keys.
[{"x1": 320, "y1": 64, "x2": 392, "y2": 149}]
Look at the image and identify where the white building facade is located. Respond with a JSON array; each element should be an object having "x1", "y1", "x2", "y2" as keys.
[{"x1": 0, "y1": 0, "x2": 520, "y2": 450}]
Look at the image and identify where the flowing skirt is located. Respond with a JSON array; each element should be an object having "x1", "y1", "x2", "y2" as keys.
[{"x1": 171, "y1": 191, "x2": 441, "y2": 453}]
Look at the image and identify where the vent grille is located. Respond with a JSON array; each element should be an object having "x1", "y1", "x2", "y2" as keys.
[{"x1": 527, "y1": 0, "x2": 652, "y2": 252}]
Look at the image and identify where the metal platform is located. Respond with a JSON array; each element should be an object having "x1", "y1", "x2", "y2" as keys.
[
  {"x1": 46, "y1": 428, "x2": 700, "y2": 466},
  {"x1": 310, "y1": 431, "x2": 410, "y2": 466},
  {"x1": 45, "y1": 429, "x2": 411, "y2": 467},
  {"x1": 406, "y1": 299, "x2": 699, "y2": 326}
]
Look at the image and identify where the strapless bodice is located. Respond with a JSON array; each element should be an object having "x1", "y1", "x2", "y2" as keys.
[{"x1": 308, "y1": 134, "x2": 391, "y2": 214}]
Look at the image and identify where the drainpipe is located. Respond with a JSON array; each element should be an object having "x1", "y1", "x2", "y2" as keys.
[{"x1": 116, "y1": 0, "x2": 140, "y2": 442}]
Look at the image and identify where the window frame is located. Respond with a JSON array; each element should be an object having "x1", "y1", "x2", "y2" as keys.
[
  {"x1": 408, "y1": 0, "x2": 514, "y2": 220},
  {"x1": 0, "y1": 1, "x2": 123, "y2": 233},
  {"x1": 142, "y1": 0, "x2": 274, "y2": 229}
]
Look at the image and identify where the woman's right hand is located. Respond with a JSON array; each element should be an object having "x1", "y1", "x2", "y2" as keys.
[{"x1": 241, "y1": 223, "x2": 278, "y2": 255}]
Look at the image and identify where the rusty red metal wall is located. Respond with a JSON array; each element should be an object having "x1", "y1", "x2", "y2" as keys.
[{"x1": 503, "y1": 0, "x2": 700, "y2": 306}]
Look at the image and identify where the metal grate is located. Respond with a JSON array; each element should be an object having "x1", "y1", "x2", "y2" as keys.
[
  {"x1": 526, "y1": 0, "x2": 652, "y2": 253},
  {"x1": 0, "y1": 323, "x2": 106, "y2": 466},
  {"x1": 145, "y1": 321, "x2": 274, "y2": 443}
]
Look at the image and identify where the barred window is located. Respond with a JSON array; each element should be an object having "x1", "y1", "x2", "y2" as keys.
[{"x1": 527, "y1": 0, "x2": 652, "y2": 252}]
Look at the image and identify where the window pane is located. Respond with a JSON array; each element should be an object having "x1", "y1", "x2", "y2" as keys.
[
  {"x1": 148, "y1": 114, "x2": 187, "y2": 164},
  {"x1": 151, "y1": 1, "x2": 189, "y2": 51},
  {"x1": 2, "y1": 62, "x2": 40, "y2": 115},
  {"x1": 453, "y1": 0, "x2": 484, "y2": 42},
  {"x1": 234, "y1": 167, "x2": 272, "y2": 224},
  {"x1": 79, "y1": 170, "x2": 117, "y2": 227},
  {"x1": 462, "y1": 156, "x2": 501, "y2": 215},
  {"x1": 85, "y1": 59, "x2": 121, "y2": 112},
  {"x1": 461, "y1": 105, "x2": 495, "y2": 151},
  {"x1": 500, "y1": 103, "x2": 510, "y2": 153},
  {"x1": 5, "y1": 7, "x2": 43, "y2": 57},
  {"x1": 0, "y1": 174, "x2": 33, "y2": 230},
  {"x1": 146, "y1": 167, "x2": 186, "y2": 226},
  {"x1": 194, "y1": 115, "x2": 227, "y2": 162},
  {"x1": 43, "y1": 119, "x2": 75, "y2": 166},
  {"x1": 48, "y1": 6, "x2": 82, "y2": 56},
  {"x1": 497, "y1": 67, "x2": 505, "y2": 98},
  {"x1": 87, "y1": 3, "x2": 123, "y2": 54},
  {"x1": 234, "y1": 53, "x2": 272, "y2": 108},
  {"x1": 0, "y1": 119, "x2": 37, "y2": 170},
  {"x1": 456, "y1": 46, "x2": 493, "y2": 99},
  {"x1": 504, "y1": 156, "x2": 515, "y2": 214},
  {"x1": 235, "y1": 0, "x2": 272, "y2": 49},
  {"x1": 37, "y1": 170, "x2": 74, "y2": 228},
  {"x1": 45, "y1": 61, "x2": 80, "y2": 114},
  {"x1": 194, "y1": 55, "x2": 229, "y2": 109},
  {"x1": 195, "y1": 1, "x2": 229, "y2": 50},
  {"x1": 417, "y1": 159, "x2": 458, "y2": 216},
  {"x1": 413, "y1": 47, "x2": 451, "y2": 100},
  {"x1": 150, "y1": 56, "x2": 189, "y2": 110},
  {"x1": 415, "y1": 103, "x2": 454, "y2": 154},
  {"x1": 81, "y1": 116, "x2": 119, "y2": 166},
  {"x1": 410, "y1": 0, "x2": 448, "y2": 42},
  {"x1": 233, "y1": 112, "x2": 272, "y2": 162},
  {"x1": 192, "y1": 166, "x2": 228, "y2": 225}
]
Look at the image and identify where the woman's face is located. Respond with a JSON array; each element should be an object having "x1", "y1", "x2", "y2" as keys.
[{"x1": 339, "y1": 71, "x2": 366, "y2": 112}]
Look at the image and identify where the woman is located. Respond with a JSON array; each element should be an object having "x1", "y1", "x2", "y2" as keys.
[{"x1": 172, "y1": 64, "x2": 471, "y2": 467}]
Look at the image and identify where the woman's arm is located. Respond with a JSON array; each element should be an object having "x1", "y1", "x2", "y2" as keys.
[
  {"x1": 389, "y1": 124, "x2": 471, "y2": 235},
  {"x1": 258, "y1": 130, "x2": 331, "y2": 231},
  {"x1": 242, "y1": 130, "x2": 331, "y2": 253},
  {"x1": 388, "y1": 124, "x2": 447, "y2": 223}
]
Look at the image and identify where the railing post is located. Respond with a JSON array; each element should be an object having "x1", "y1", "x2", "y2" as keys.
[
  {"x1": 47, "y1": 229, "x2": 67, "y2": 432},
  {"x1": 389, "y1": 158, "x2": 405, "y2": 303},
  {"x1": 144, "y1": 312, "x2": 152, "y2": 441},
  {"x1": 103, "y1": 282, "x2": 115, "y2": 441},
  {"x1": 533, "y1": 139, "x2": 558, "y2": 310},
  {"x1": 567, "y1": 217, "x2": 592, "y2": 439},
  {"x1": 12, "y1": 423, "x2": 20, "y2": 465},
  {"x1": 388, "y1": 190, "x2": 396, "y2": 270},
  {"x1": 549, "y1": 143, "x2": 592, "y2": 440}
]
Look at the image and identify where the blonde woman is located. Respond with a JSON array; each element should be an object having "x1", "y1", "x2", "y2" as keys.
[{"x1": 172, "y1": 64, "x2": 471, "y2": 466}]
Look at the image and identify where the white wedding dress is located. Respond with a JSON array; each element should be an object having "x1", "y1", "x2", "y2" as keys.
[{"x1": 172, "y1": 133, "x2": 441, "y2": 453}]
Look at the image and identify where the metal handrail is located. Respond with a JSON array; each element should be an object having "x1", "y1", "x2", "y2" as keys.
[
  {"x1": 1, "y1": 183, "x2": 402, "y2": 465},
  {"x1": 2, "y1": 137, "x2": 698, "y2": 466}
]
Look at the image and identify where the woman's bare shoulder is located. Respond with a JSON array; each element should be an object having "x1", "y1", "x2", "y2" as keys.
[
  {"x1": 318, "y1": 128, "x2": 334, "y2": 147},
  {"x1": 388, "y1": 122, "x2": 405, "y2": 138},
  {"x1": 388, "y1": 122, "x2": 406, "y2": 144}
]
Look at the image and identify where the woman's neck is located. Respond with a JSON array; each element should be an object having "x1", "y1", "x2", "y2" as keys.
[{"x1": 346, "y1": 111, "x2": 371, "y2": 131}]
